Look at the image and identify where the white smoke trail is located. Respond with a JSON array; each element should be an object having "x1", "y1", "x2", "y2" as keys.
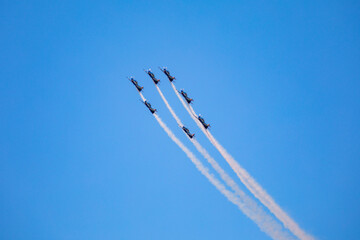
[
  {"x1": 207, "y1": 131, "x2": 314, "y2": 240},
  {"x1": 157, "y1": 84, "x2": 249, "y2": 202},
  {"x1": 153, "y1": 113, "x2": 294, "y2": 240},
  {"x1": 139, "y1": 92, "x2": 146, "y2": 102},
  {"x1": 156, "y1": 85, "x2": 250, "y2": 206},
  {"x1": 155, "y1": 85, "x2": 182, "y2": 126},
  {"x1": 170, "y1": 83, "x2": 314, "y2": 240},
  {"x1": 153, "y1": 85, "x2": 294, "y2": 239}
]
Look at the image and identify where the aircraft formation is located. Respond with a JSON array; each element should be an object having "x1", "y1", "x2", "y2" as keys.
[
  {"x1": 129, "y1": 67, "x2": 210, "y2": 140},
  {"x1": 129, "y1": 68, "x2": 313, "y2": 240}
]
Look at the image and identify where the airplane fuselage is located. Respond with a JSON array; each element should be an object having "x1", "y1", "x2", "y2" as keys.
[
  {"x1": 163, "y1": 69, "x2": 175, "y2": 82},
  {"x1": 146, "y1": 71, "x2": 160, "y2": 84},
  {"x1": 180, "y1": 91, "x2": 193, "y2": 104},
  {"x1": 198, "y1": 116, "x2": 210, "y2": 129},
  {"x1": 131, "y1": 79, "x2": 143, "y2": 92},
  {"x1": 144, "y1": 101, "x2": 156, "y2": 114},
  {"x1": 182, "y1": 126, "x2": 195, "y2": 138}
]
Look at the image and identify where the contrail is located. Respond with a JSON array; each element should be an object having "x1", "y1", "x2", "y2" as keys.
[
  {"x1": 153, "y1": 86, "x2": 294, "y2": 239},
  {"x1": 170, "y1": 82, "x2": 314, "y2": 240},
  {"x1": 152, "y1": 113, "x2": 294, "y2": 240}
]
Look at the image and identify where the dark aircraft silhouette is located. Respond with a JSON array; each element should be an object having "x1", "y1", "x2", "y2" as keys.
[
  {"x1": 198, "y1": 115, "x2": 210, "y2": 129},
  {"x1": 129, "y1": 77, "x2": 143, "y2": 92},
  {"x1": 142, "y1": 100, "x2": 157, "y2": 114},
  {"x1": 145, "y1": 69, "x2": 160, "y2": 84},
  {"x1": 179, "y1": 90, "x2": 194, "y2": 104},
  {"x1": 182, "y1": 126, "x2": 195, "y2": 139},
  {"x1": 159, "y1": 67, "x2": 175, "y2": 82}
]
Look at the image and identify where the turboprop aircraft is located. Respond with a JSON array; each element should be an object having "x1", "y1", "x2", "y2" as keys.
[
  {"x1": 182, "y1": 126, "x2": 195, "y2": 139},
  {"x1": 179, "y1": 89, "x2": 194, "y2": 104},
  {"x1": 144, "y1": 69, "x2": 160, "y2": 84},
  {"x1": 129, "y1": 77, "x2": 144, "y2": 92},
  {"x1": 198, "y1": 115, "x2": 210, "y2": 129},
  {"x1": 159, "y1": 67, "x2": 175, "y2": 82},
  {"x1": 141, "y1": 100, "x2": 157, "y2": 114}
]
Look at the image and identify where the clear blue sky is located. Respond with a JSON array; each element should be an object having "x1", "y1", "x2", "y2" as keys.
[{"x1": 1, "y1": 1, "x2": 359, "y2": 239}]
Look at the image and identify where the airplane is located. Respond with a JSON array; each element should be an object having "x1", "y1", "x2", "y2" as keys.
[
  {"x1": 142, "y1": 100, "x2": 157, "y2": 114},
  {"x1": 144, "y1": 69, "x2": 160, "y2": 84},
  {"x1": 179, "y1": 89, "x2": 194, "y2": 104},
  {"x1": 198, "y1": 115, "x2": 210, "y2": 129},
  {"x1": 182, "y1": 126, "x2": 195, "y2": 139},
  {"x1": 159, "y1": 67, "x2": 176, "y2": 82},
  {"x1": 129, "y1": 77, "x2": 144, "y2": 92}
]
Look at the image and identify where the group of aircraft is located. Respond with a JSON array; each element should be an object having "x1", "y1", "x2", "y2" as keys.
[{"x1": 130, "y1": 67, "x2": 210, "y2": 139}]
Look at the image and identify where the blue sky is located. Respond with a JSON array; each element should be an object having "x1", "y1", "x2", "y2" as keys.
[{"x1": 1, "y1": 0, "x2": 359, "y2": 239}]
